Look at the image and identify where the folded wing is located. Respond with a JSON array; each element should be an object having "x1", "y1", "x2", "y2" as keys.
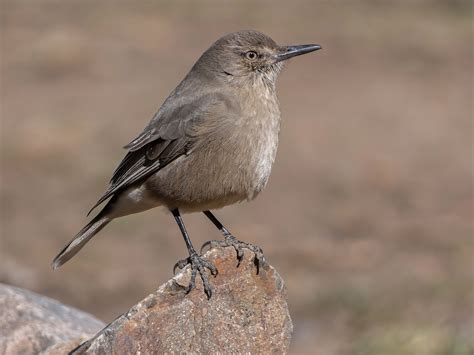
[{"x1": 87, "y1": 93, "x2": 231, "y2": 215}]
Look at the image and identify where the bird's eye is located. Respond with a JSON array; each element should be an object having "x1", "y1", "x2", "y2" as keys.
[{"x1": 245, "y1": 51, "x2": 258, "y2": 61}]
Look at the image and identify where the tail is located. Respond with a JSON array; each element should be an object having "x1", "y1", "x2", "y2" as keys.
[{"x1": 52, "y1": 213, "x2": 111, "y2": 269}]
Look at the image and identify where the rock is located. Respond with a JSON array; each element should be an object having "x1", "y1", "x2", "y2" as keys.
[
  {"x1": 0, "y1": 247, "x2": 293, "y2": 354},
  {"x1": 0, "y1": 284, "x2": 104, "y2": 355},
  {"x1": 74, "y1": 246, "x2": 293, "y2": 354}
]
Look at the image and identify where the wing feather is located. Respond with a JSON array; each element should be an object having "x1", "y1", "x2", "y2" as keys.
[{"x1": 88, "y1": 92, "x2": 234, "y2": 215}]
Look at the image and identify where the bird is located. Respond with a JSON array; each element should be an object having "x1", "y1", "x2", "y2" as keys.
[{"x1": 52, "y1": 30, "x2": 321, "y2": 298}]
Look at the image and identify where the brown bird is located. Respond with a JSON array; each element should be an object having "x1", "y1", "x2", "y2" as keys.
[{"x1": 52, "y1": 30, "x2": 321, "y2": 298}]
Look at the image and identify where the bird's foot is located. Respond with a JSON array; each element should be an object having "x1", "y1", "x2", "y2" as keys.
[
  {"x1": 173, "y1": 252, "x2": 217, "y2": 299},
  {"x1": 201, "y1": 235, "x2": 266, "y2": 274}
]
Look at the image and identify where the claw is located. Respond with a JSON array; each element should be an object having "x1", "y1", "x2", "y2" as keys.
[
  {"x1": 185, "y1": 265, "x2": 197, "y2": 294},
  {"x1": 173, "y1": 258, "x2": 189, "y2": 275},
  {"x1": 254, "y1": 255, "x2": 260, "y2": 275},
  {"x1": 200, "y1": 240, "x2": 213, "y2": 254},
  {"x1": 254, "y1": 250, "x2": 266, "y2": 275},
  {"x1": 208, "y1": 263, "x2": 218, "y2": 277},
  {"x1": 200, "y1": 269, "x2": 213, "y2": 299},
  {"x1": 235, "y1": 247, "x2": 245, "y2": 267},
  {"x1": 200, "y1": 236, "x2": 266, "y2": 274},
  {"x1": 173, "y1": 253, "x2": 217, "y2": 298}
]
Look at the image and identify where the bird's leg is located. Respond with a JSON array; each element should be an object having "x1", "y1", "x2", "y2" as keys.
[
  {"x1": 171, "y1": 209, "x2": 217, "y2": 299},
  {"x1": 201, "y1": 210, "x2": 266, "y2": 274}
]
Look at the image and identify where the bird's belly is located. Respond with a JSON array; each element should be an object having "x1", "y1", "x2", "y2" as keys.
[
  {"x1": 144, "y1": 155, "x2": 237, "y2": 211},
  {"x1": 145, "y1": 125, "x2": 279, "y2": 212}
]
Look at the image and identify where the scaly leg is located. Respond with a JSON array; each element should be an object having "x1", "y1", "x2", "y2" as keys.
[{"x1": 172, "y1": 209, "x2": 217, "y2": 299}]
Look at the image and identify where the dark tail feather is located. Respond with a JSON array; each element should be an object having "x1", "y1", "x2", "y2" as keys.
[{"x1": 52, "y1": 214, "x2": 111, "y2": 269}]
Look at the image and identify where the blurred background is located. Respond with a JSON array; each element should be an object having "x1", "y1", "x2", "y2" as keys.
[{"x1": 1, "y1": 1, "x2": 472, "y2": 354}]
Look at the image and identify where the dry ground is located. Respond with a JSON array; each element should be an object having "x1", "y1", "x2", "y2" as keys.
[{"x1": 1, "y1": 1, "x2": 472, "y2": 354}]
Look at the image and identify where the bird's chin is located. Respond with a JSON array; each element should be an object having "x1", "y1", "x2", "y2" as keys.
[
  {"x1": 260, "y1": 62, "x2": 284, "y2": 82},
  {"x1": 272, "y1": 61, "x2": 285, "y2": 72}
]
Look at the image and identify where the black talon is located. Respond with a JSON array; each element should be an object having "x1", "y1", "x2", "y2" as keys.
[
  {"x1": 236, "y1": 247, "x2": 245, "y2": 267},
  {"x1": 254, "y1": 256, "x2": 260, "y2": 275},
  {"x1": 203, "y1": 284, "x2": 212, "y2": 299},
  {"x1": 200, "y1": 269, "x2": 213, "y2": 299},
  {"x1": 186, "y1": 264, "x2": 197, "y2": 293},
  {"x1": 173, "y1": 258, "x2": 189, "y2": 275},
  {"x1": 202, "y1": 210, "x2": 266, "y2": 273},
  {"x1": 200, "y1": 240, "x2": 214, "y2": 254},
  {"x1": 208, "y1": 263, "x2": 218, "y2": 276}
]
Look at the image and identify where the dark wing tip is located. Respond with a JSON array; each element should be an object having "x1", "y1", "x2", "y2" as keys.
[
  {"x1": 86, "y1": 194, "x2": 112, "y2": 217},
  {"x1": 124, "y1": 130, "x2": 155, "y2": 152},
  {"x1": 86, "y1": 203, "x2": 99, "y2": 217}
]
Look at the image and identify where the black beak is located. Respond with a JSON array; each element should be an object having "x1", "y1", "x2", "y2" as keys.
[{"x1": 276, "y1": 44, "x2": 321, "y2": 62}]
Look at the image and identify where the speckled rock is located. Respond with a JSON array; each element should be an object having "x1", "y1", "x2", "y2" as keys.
[
  {"x1": 0, "y1": 283, "x2": 104, "y2": 355},
  {"x1": 73, "y1": 246, "x2": 293, "y2": 354},
  {"x1": 0, "y1": 247, "x2": 292, "y2": 354}
]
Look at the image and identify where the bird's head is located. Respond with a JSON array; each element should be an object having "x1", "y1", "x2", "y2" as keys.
[{"x1": 194, "y1": 30, "x2": 321, "y2": 87}]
